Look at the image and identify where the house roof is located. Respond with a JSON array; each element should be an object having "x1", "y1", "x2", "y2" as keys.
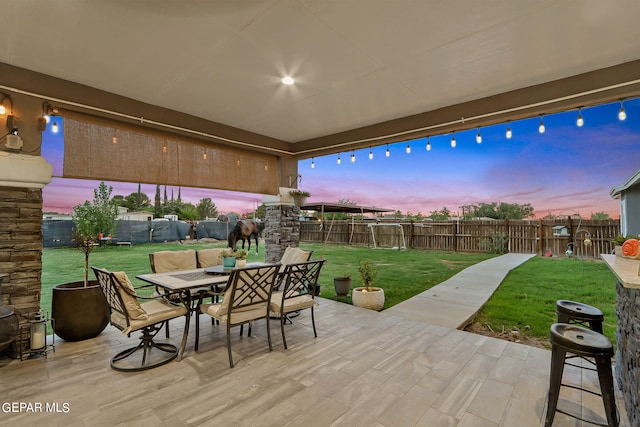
[
  {"x1": 2, "y1": 1, "x2": 640, "y2": 159},
  {"x1": 610, "y1": 169, "x2": 640, "y2": 199}
]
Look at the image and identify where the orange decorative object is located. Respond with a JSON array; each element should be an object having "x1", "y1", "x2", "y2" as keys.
[{"x1": 621, "y1": 239, "x2": 640, "y2": 259}]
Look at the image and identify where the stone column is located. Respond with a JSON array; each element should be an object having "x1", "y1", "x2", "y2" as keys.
[
  {"x1": 263, "y1": 189, "x2": 301, "y2": 263},
  {"x1": 0, "y1": 153, "x2": 53, "y2": 354}
]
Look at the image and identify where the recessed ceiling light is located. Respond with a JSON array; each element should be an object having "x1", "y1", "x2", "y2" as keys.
[{"x1": 282, "y1": 76, "x2": 294, "y2": 85}]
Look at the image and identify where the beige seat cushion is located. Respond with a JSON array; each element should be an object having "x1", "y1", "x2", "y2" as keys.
[
  {"x1": 151, "y1": 250, "x2": 197, "y2": 272},
  {"x1": 112, "y1": 271, "x2": 148, "y2": 321},
  {"x1": 201, "y1": 302, "x2": 268, "y2": 325},
  {"x1": 280, "y1": 247, "x2": 312, "y2": 266},
  {"x1": 112, "y1": 298, "x2": 188, "y2": 334},
  {"x1": 270, "y1": 292, "x2": 316, "y2": 314},
  {"x1": 196, "y1": 248, "x2": 224, "y2": 268}
]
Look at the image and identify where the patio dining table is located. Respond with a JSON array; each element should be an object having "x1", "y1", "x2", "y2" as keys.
[{"x1": 136, "y1": 269, "x2": 230, "y2": 359}]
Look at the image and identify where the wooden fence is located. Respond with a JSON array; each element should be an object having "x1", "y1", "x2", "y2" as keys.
[{"x1": 299, "y1": 219, "x2": 620, "y2": 258}]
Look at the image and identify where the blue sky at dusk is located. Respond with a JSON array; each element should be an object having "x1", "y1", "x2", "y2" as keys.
[{"x1": 41, "y1": 99, "x2": 640, "y2": 218}]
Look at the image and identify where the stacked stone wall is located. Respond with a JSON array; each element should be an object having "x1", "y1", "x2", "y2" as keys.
[
  {"x1": 615, "y1": 282, "x2": 639, "y2": 427},
  {"x1": 0, "y1": 186, "x2": 43, "y2": 354},
  {"x1": 264, "y1": 205, "x2": 300, "y2": 263}
]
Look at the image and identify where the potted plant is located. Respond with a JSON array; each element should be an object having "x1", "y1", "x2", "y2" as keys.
[
  {"x1": 52, "y1": 182, "x2": 116, "y2": 342},
  {"x1": 611, "y1": 235, "x2": 636, "y2": 256},
  {"x1": 352, "y1": 259, "x2": 385, "y2": 311},
  {"x1": 333, "y1": 274, "x2": 352, "y2": 298},
  {"x1": 289, "y1": 189, "x2": 310, "y2": 207},
  {"x1": 222, "y1": 248, "x2": 237, "y2": 268},
  {"x1": 235, "y1": 249, "x2": 248, "y2": 267}
]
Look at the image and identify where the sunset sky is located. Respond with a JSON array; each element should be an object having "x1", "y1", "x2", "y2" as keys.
[{"x1": 42, "y1": 99, "x2": 640, "y2": 219}]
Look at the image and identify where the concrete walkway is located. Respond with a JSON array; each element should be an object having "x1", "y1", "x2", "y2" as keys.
[{"x1": 384, "y1": 253, "x2": 536, "y2": 329}]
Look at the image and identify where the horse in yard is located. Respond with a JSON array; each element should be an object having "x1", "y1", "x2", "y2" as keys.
[{"x1": 228, "y1": 219, "x2": 264, "y2": 255}]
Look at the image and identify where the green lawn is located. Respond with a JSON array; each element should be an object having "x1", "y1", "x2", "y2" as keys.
[
  {"x1": 472, "y1": 256, "x2": 617, "y2": 346},
  {"x1": 41, "y1": 243, "x2": 617, "y2": 346},
  {"x1": 41, "y1": 242, "x2": 495, "y2": 312}
]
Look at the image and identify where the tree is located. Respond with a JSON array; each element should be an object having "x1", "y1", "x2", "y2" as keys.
[
  {"x1": 180, "y1": 203, "x2": 198, "y2": 220},
  {"x1": 196, "y1": 198, "x2": 219, "y2": 220},
  {"x1": 428, "y1": 207, "x2": 450, "y2": 220},
  {"x1": 122, "y1": 191, "x2": 151, "y2": 211},
  {"x1": 243, "y1": 203, "x2": 266, "y2": 220},
  {"x1": 154, "y1": 185, "x2": 162, "y2": 218},
  {"x1": 460, "y1": 202, "x2": 534, "y2": 219},
  {"x1": 71, "y1": 182, "x2": 119, "y2": 286},
  {"x1": 591, "y1": 211, "x2": 611, "y2": 220}
]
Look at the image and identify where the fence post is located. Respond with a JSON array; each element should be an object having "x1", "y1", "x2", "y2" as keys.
[{"x1": 538, "y1": 218, "x2": 543, "y2": 255}]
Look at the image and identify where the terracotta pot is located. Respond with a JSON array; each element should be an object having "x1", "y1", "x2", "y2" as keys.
[
  {"x1": 352, "y1": 287, "x2": 385, "y2": 311},
  {"x1": 52, "y1": 281, "x2": 109, "y2": 342}
]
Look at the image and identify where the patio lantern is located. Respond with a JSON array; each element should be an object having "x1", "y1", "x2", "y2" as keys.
[{"x1": 30, "y1": 312, "x2": 47, "y2": 351}]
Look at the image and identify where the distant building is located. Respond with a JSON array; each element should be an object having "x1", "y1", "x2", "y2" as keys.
[{"x1": 610, "y1": 169, "x2": 640, "y2": 236}]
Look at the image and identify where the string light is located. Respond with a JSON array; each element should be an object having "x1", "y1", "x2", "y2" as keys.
[
  {"x1": 506, "y1": 122, "x2": 512, "y2": 139},
  {"x1": 311, "y1": 158, "x2": 315, "y2": 168},
  {"x1": 385, "y1": 144, "x2": 390, "y2": 157},
  {"x1": 203, "y1": 151, "x2": 208, "y2": 160},
  {"x1": 162, "y1": 143, "x2": 167, "y2": 153},
  {"x1": 538, "y1": 115, "x2": 545, "y2": 134},
  {"x1": 337, "y1": 153, "x2": 341, "y2": 164},
  {"x1": 112, "y1": 129, "x2": 118, "y2": 144},
  {"x1": 350, "y1": 151, "x2": 356, "y2": 163},
  {"x1": 576, "y1": 108, "x2": 584, "y2": 127},
  {"x1": 618, "y1": 100, "x2": 627, "y2": 121},
  {"x1": 406, "y1": 143, "x2": 411, "y2": 154},
  {"x1": 450, "y1": 132, "x2": 456, "y2": 148},
  {"x1": 368, "y1": 147, "x2": 373, "y2": 160},
  {"x1": 476, "y1": 128, "x2": 482, "y2": 144},
  {"x1": 52, "y1": 120, "x2": 59, "y2": 133},
  {"x1": 426, "y1": 137, "x2": 431, "y2": 151}
]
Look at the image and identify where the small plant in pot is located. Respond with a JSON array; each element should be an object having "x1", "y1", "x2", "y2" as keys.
[
  {"x1": 352, "y1": 259, "x2": 385, "y2": 311},
  {"x1": 289, "y1": 189, "x2": 310, "y2": 207},
  {"x1": 52, "y1": 182, "x2": 117, "y2": 342},
  {"x1": 221, "y1": 249, "x2": 248, "y2": 267}
]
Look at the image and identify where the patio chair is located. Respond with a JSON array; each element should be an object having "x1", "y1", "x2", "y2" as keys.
[
  {"x1": 279, "y1": 246, "x2": 313, "y2": 269},
  {"x1": 150, "y1": 249, "x2": 218, "y2": 336},
  {"x1": 270, "y1": 259, "x2": 325, "y2": 349},
  {"x1": 196, "y1": 248, "x2": 225, "y2": 268},
  {"x1": 92, "y1": 266, "x2": 190, "y2": 372},
  {"x1": 196, "y1": 264, "x2": 279, "y2": 368}
]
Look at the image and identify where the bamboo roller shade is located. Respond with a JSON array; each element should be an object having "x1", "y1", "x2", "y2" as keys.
[{"x1": 62, "y1": 111, "x2": 279, "y2": 194}]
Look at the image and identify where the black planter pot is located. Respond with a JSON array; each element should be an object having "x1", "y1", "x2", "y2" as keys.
[
  {"x1": 333, "y1": 277, "x2": 352, "y2": 297},
  {"x1": 52, "y1": 281, "x2": 110, "y2": 342}
]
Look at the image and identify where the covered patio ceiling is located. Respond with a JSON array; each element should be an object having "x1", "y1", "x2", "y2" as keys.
[{"x1": 1, "y1": 1, "x2": 640, "y2": 159}]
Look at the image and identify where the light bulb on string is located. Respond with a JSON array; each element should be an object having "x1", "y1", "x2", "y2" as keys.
[
  {"x1": 385, "y1": 144, "x2": 390, "y2": 157},
  {"x1": 538, "y1": 116, "x2": 545, "y2": 134},
  {"x1": 450, "y1": 133, "x2": 456, "y2": 148},
  {"x1": 476, "y1": 128, "x2": 482, "y2": 144},
  {"x1": 576, "y1": 108, "x2": 584, "y2": 127},
  {"x1": 618, "y1": 101, "x2": 627, "y2": 121},
  {"x1": 426, "y1": 137, "x2": 431, "y2": 151},
  {"x1": 368, "y1": 148, "x2": 373, "y2": 160},
  {"x1": 337, "y1": 153, "x2": 341, "y2": 164},
  {"x1": 506, "y1": 123, "x2": 512, "y2": 139},
  {"x1": 350, "y1": 152, "x2": 356, "y2": 163},
  {"x1": 406, "y1": 143, "x2": 411, "y2": 154},
  {"x1": 52, "y1": 121, "x2": 59, "y2": 133},
  {"x1": 311, "y1": 158, "x2": 315, "y2": 169}
]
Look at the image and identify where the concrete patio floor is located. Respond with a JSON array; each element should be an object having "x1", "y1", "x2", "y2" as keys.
[{"x1": 0, "y1": 296, "x2": 629, "y2": 426}]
